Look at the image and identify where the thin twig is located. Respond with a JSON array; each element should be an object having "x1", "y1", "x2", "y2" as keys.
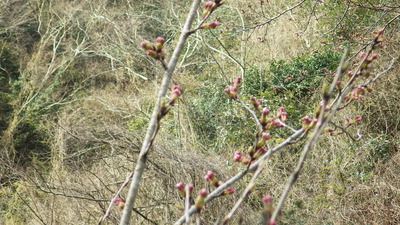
[
  {"x1": 99, "y1": 173, "x2": 132, "y2": 225},
  {"x1": 119, "y1": 1, "x2": 201, "y2": 224},
  {"x1": 221, "y1": 157, "x2": 269, "y2": 224}
]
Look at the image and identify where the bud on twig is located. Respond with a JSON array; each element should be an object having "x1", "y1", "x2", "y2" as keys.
[{"x1": 195, "y1": 188, "x2": 208, "y2": 212}]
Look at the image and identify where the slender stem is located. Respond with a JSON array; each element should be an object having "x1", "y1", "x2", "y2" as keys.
[{"x1": 119, "y1": 1, "x2": 201, "y2": 224}]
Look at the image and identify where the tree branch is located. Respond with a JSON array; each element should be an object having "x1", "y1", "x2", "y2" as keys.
[{"x1": 119, "y1": 1, "x2": 201, "y2": 224}]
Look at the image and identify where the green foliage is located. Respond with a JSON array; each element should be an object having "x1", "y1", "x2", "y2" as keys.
[
  {"x1": 0, "y1": 42, "x2": 20, "y2": 134},
  {"x1": 242, "y1": 49, "x2": 341, "y2": 124},
  {"x1": 128, "y1": 116, "x2": 148, "y2": 130},
  {"x1": 268, "y1": 49, "x2": 341, "y2": 92},
  {"x1": 13, "y1": 119, "x2": 50, "y2": 166},
  {"x1": 187, "y1": 77, "x2": 254, "y2": 150}
]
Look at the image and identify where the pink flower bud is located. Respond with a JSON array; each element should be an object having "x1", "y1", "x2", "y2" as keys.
[
  {"x1": 173, "y1": 84, "x2": 180, "y2": 90},
  {"x1": 188, "y1": 183, "x2": 194, "y2": 192},
  {"x1": 156, "y1": 37, "x2": 165, "y2": 44},
  {"x1": 377, "y1": 29, "x2": 384, "y2": 35},
  {"x1": 280, "y1": 111, "x2": 288, "y2": 122},
  {"x1": 208, "y1": 21, "x2": 219, "y2": 29},
  {"x1": 268, "y1": 219, "x2": 277, "y2": 225},
  {"x1": 113, "y1": 197, "x2": 123, "y2": 204},
  {"x1": 262, "y1": 194, "x2": 272, "y2": 205},
  {"x1": 206, "y1": 170, "x2": 214, "y2": 179},
  {"x1": 262, "y1": 132, "x2": 271, "y2": 141},
  {"x1": 223, "y1": 187, "x2": 235, "y2": 195},
  {"x1": 262, "y1": 107, "x2": 270, "y2": 116},
  {"x1": 224, "y1": 88, "x2": 230, "y2": 94},
  {"x1": 199, "y1": 188, "x2": 208, "y2": 198},
  {"x1": 371, "y1": 53, "x2": 378, "y2": 60},
  {"x1": 204, "y1": 1, "x2": 214, "y2": 9},
  {"x1": 146, "y1": 49, "x2": 158, "y2": 59},
  {"x1": 354, "y1": 115, "x2": 362, "y2": 122},
  {"x1": 176, "y1": 182, "x2": 184, "y2": 191},
  {"x1": 348, "y1": 71, "x2": 354, "y2": 77},
  {"x1": 233, "y1": 151, "x2": 242, "y2": 161},
  {"x1": 360, "y1": 51, "x2": 367, "y2": 59},
  {"x1": 141, "y1": 41, "x2": 152, "y2": 50},
  {"x1": 235, "y1": 77, "x2": 242, "y2": 84}
]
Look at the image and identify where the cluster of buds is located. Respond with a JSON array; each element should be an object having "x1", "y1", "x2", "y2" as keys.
[
  {"x1": 344, "y1": 85, "x2": 372, "y2": 101},
  {"x1": 141, "y1": 37, "x2": 166, "y2": 60},
  {"x1": 343, "y1": 115, "x2": 362, "y2": 127},
  {"x1": 159, "y1": 85, "x2": 182, "y2": 119},
  {"x1": 351, "y1": 29, "x2": 385, "y2": 78},
  {"x1": 113, "y1": 197, "x2": 125, "y2": 210},
  {"x1": 315, "y1": 101, "x2": 331, "y2": 119},
  {"x1": 261, "y1": 194, "x2": 278, "y2": 225},
  {"x1": 204, "y1": 170, "x2": 219, "y2": 187},
  {"x1": 201, "y1": 0, "x2": 224, "y2": 19},
  {"x1": 250, "y1": 96, "x2": 263, "y2": 111},
  {"x1": 324, "y1": 127, "x2": 341, "y2": 136},
  {"x1": 204, "y1": 171, "x2": 234, "y2": 195},
  {"x1": 260, "y1": 107, "x2": 286, "y2": 130},
  {"x1": 170, "y1": 85, "x2": 182, "y2": 105},
  {"x1": 200, "y1": 21, "x2": 219, "y2": 29},
  {"x1": 175, "y1": 182, "x2": 194, "y2": 198},
  {"x1": 276, "y1": 107, "x2": 287, "y2": 122},
  {"x1": 224, "y1": 77, "x2": 241, "y2": 99},
  {"x1": 234, "y1": 132, "x2": 270, "y2": 165},
  {"x1": 301, "y1": 115, "x2": 318, "y2": 130}
]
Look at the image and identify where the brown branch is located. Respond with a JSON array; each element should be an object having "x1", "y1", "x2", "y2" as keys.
[{"x1": 119, "y1": 1, "x2": 201, "y2": 224}]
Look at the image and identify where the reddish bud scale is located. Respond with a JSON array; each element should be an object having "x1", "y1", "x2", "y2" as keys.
[
  {"x1": 208, "y1": 21, "x2": 219, "y2": 29},
  {"x1": 268, "y1": 219, "x2": 277, "y2": 225},
  {"x1": 156, "y1": 37, "x2": 165, "y2": 44},
  {"x1": 147, "y1": 50, "x2": 158, "y2": 59},
  {"x1": 234, "y1": 151, "x2": 242, "y2": 162},
  {"x1": 262, "y1": 194, "x2": 273, "y2": 205},
  {"x1": 223, "y1": 187, "x2": 235, "y2": 195}
]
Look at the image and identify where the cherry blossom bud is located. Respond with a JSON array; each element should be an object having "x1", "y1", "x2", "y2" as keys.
[
  {"x1": 147, "y1": 50, "x2": 158, "y2": 59},
  {"x1": 377, "y1": 29, "x2": 384, "y2": 35},
  {"x1": 170, "y1": 85, "x2": 182, "y2": 104},
  {"x1": 141, "y1": 41, "x2": 152, "y2": 50},
  {"x1": 262, "y1": 132, "x2": 271, "y2": 141},
  {"x1": 113, "y1": 198, "x2": 123, "y2": 204},
  {"x1": 262, "y1": 194, "x2": 272, "y2": 205},
  {"x1": 195, "y1": 188, "x2": 208, "y2": 212},
  {"x1": 360, "y1": 51, "x2": 367, "y2": 59},
  {"x1": 223, "y1": 187, "x2": 235, "y2": 195},
  {"x1": 262, "y1": 107, "x2": 270, "y2": 116},
  {"x1": 235, "y1": 77, "x2": 242, "y2": 84},
  {"x1": 301, "y1": 115, "x2": 312, "y2": 129},
  {"x1": 209, "y1": 21, "x2": 219, "y2": 29},
  {"x1": 176, "y1": 182, "x2": 184, "y2": 191},
  {"x1": 348, "y1": 71, "x2": 354, "y2": 77},
  {"x1": 188, "y1": 183, "x2": 194, "y2": 192},
  {"x1": 371, "y1": 53, "x2": 378, "y2": 60},
  {"x1": 233, "y1": 151, "x2": 242, "y2": 162},
  {"x1": 204, "y1": 1, "x2": 214, "y2": 9},
  {"x1": 280, "y1": 111, "x2": 288, "y2": 122},
  {"x1": 268, "y1": 219, "x2": 277, "y2": 225},
  {"x1": 354, "y1": 115, "x2": 362, "y2": 122},
  {"x1": 156, "y1": 37, "x2": 165, "y2": 44}
]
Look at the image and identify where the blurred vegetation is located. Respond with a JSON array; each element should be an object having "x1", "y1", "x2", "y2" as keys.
[{"x1": 0, "y1": 0, "x2": 399, "y2": 224}]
